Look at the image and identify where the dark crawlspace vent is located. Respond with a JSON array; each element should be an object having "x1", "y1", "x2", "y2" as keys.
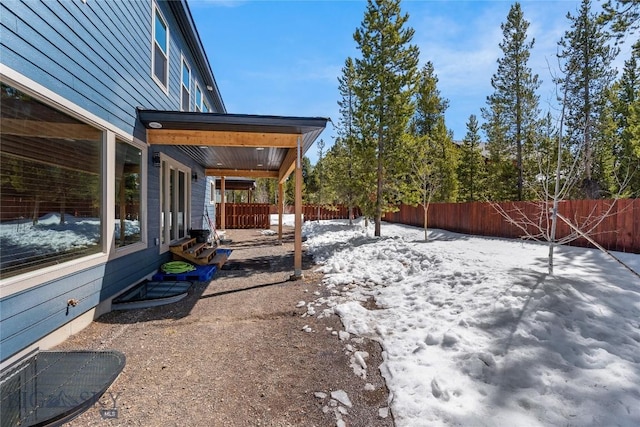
[{"x1": 1, "y1": 350, "x2": 126, "y2": 427}]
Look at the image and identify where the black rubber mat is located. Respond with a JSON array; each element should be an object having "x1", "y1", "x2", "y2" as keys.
[{"x1": 0, "y1": 350, "x2": 125, "y2": 426}]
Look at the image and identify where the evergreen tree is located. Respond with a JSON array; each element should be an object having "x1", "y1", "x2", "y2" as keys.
[
  {"x1": 483, "y1": 103, "x2": 517, "y2": 201},
  {"x1": 609, "y1": 44, "x2": 640, "y2": 195},
  {"x1": 482, "y1": 2, "x2": 541, "y2": 201},
  {"x1": 284, "y1": 156, "x2": 311, "y2": 204},
  {"x1": 457, "y1": 115, "x2": 487, "y2": 202},
  {"x1": 353, "y1": 0, "x2": 419, "y2": 236},
  {"x1": 601, "y1": 0, "x2": 640, "y2": 43},
  {"x1": 409, "y1": 62, "x2": 458, "y2": 202},
  {"x1": 328, "y1": 57, "x2": 361, "y2": 224},
  {"x1": 254, "y1": 178, "x2": 277, "y2": 204},
  {"x1": 411, "y1": 62, "x2": 449, "y2": 134},
  {"x1": 558, "y1": 0, "x2": 619, "y2": 198}
]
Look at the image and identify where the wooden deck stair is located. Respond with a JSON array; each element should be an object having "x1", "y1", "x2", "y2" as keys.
[{"x1": 170, "y1": 238, "x2": 230, "y2": 268}]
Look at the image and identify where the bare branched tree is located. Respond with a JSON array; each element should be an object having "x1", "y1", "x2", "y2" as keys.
[{"x1": 492, "y1": 70, "x2": 635, "y2": 276}]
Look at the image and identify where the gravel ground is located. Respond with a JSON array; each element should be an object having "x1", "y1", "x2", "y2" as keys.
[{"x1": 57, "y1": 227, "x2": 394, "y2": 426}]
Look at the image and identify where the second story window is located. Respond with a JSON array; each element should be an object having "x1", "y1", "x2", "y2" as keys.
[
  {"x1": 195, "y1": 84, "x2": 202, "y2": 112},
  {"x1": 181, "y1": 58, "x2": 190, "y2": 111},
  {"x1": 152, "y1": 4, "x2": 169, "y2": 91}
]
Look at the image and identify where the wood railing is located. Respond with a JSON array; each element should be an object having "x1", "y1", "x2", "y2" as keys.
[{"x1": 383, "y1": 199, "x2": 640, "y2": 254}]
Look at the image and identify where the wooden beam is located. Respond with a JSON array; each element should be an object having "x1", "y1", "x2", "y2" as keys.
[
  {"x1": 278, "y1": 148, "x2": 297, "y2": 183},
  {"x1": 278, "y1": 182, "x2": 284, "y2": 243},
  {"x1": 293, "y1": 141, "x2": 303, "y2": 279},
  {"x1": 220, "y1": 177, "x2": 226, "y2": 230},
  {"x1": 147, "y1": 129, "x2": 299, "y2": 147},
  {"x1": 205, "y1": 169, "x2": 279, "y2": 178},
  {"x1": 1, "y1": 118, "x2": 102, "y2": 140}
]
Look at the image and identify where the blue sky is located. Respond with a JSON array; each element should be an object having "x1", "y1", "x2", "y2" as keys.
[{"x1": 189, "y1": 0, "x2": 630, "y2": 164}]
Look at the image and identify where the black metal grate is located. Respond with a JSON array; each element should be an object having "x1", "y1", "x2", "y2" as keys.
[{"x1": 0, "y1": 350, "x2": 125, "y2": 427}]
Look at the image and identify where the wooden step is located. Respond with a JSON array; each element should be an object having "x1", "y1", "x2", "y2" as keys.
[
  {"x1": 197, "y1": 248, "x2": 217, "y2": 263},
  {"x1": 185, "y1": 242, "x2": 207, "y2": 255},
  {"x1": 209, "y1": 250, "x2": 230, "y2": 268},
  {"x1": 170, "y1": 237, "x2": 197, "y2": 253}
]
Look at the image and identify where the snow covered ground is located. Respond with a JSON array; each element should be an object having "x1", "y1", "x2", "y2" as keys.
[
  {"x1": 270, "y1": 213, "x2": 299, "y2": 227},
  {"x1": 301, "y1": 219, "x2": 640, "y2": 427}
]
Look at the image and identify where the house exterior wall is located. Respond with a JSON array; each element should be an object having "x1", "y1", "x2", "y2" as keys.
[{"x1": 0, "y1": 0, "x2": 222, "y2": 365}]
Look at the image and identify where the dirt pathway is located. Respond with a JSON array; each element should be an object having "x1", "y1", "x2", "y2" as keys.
[{"x1": 59, "y1": 227, "x2": 393, "y2": 426}]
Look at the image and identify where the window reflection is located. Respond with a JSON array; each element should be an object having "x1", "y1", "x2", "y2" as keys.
[
  {"x1": 115, "y1": 139, "x2": 142, "y2": 248},
  {"x1": 0, "y1": 83, "x2": 103, "y2": 278}
]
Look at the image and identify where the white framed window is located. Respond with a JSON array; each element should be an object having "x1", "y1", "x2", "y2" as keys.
[
  {"x1": 0, "y1": 70, "x2": 148, "y2": 297},
  {"x1": 159, "y1": 155, "x2": 191, "y2": 252},
  {"x1": 195, "y1": 83, "x2": 202, "y2": 112},
  {"x1": 151, "y1": 2, "x2": 169, "y2": 92},
  {"x1": 202, "y1": 101, "x2": 209, "y2": 113},
  {"x1": 180, "y1": 57, "x2": 190, "y2": 111},
  {"x1": 0, "y1": 82, "x2": 104, "y2": 280}
]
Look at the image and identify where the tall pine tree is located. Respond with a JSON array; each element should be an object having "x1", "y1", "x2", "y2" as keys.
[
  {"x1": 457, "y1": 115, "x2": 487, "y2": 202},
  {"x1": 328, "y1": 57, "x2": 362, "y2": 224},
  {"x1": 558, "y1": 0, "x2": 619, "y2": 198},
  {"x1": 353, "y1": 0, "x2": 419, "y2": 236},
  {"x1": 609, "y1": 43, "x2": 640, "y2": 195},
  {"x1": 482, "y1": 2, "x2": 541, "y2": 201},
  {"x1": 409, "y1": 62, "x2": 458, "y2": 202}
]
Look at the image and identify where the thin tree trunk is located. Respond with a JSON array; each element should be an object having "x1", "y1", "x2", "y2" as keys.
[
  {"x1": 549, "y1": 88, "x2": 567, "y2": 275},
  {"x1": 375, "y1": 119, "x2": 384, "y2": 237}
]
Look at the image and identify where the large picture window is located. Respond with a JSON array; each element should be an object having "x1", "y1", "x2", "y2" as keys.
[
  {"x1": 0, "y1": 83, "x2": 103, "y2": 279},
  {"x1": 152, "y1": 3, "x2": 169, "y2": 91},
  {"x1": 115, "y1": 139, "x2": 142, "y2": 248}
]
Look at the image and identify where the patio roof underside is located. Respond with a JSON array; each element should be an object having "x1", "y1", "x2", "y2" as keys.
[{"x1": 138, "y1": 110, "x2": 328, "y2": 183}]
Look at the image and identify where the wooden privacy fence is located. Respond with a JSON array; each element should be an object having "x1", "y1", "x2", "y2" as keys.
[
  {"x1": 268, "y1": 204, "x2": 359, "y2": 222},
  {"x1": 215, "y1": 203, "x2": 270, "y2": 229},
  {"x1": 216, "y1": 203, "x2": 358, "y2": 229},
  {"x1": 383, "y1": 199, "x2": 640, "y2": 254},
  {"x1": 301, "y1": 205, "x2": 360, "y2": 222}
]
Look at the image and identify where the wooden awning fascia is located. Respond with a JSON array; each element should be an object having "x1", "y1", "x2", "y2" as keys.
[{"x1": 147, "y1": 129, "x2": 299, "y2": 148}]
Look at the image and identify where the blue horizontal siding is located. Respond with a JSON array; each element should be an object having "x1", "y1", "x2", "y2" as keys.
[
  {"x1": 0, "y1": 0, "x2": 223, "y2": 363},
  {"x1": 0, "y1": 246, "x2": 169, "y2": 362}
]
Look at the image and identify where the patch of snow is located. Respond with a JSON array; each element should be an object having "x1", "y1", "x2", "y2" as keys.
[
  {"x1": 304, "y1": 219, "x2": 640, "y2": 427},
  {"x1": 330, "y1": 390, "x2": 353, "y2": 408},
  {"x1": 378, "y1": 407, "x2": 389, "y2": 418}
]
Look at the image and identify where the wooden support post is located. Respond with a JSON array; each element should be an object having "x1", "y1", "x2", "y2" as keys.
[
  {"x1": 292, "y1": 137, "x2": 303, "y2": 280},
  {"x1": 278, "y1": 182, "x2": 284, "y2": 244},
  {"x1": 220, "y1": 176, "x2": 226, "y2": 230}
]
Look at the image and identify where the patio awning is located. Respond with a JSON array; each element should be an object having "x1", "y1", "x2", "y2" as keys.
[
  {"x1": 215, "y1": 177, "x2": 255, "y2": 191},
  {"x1": 137, "y1": 110, "x2": 328, "y2": 183}
]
